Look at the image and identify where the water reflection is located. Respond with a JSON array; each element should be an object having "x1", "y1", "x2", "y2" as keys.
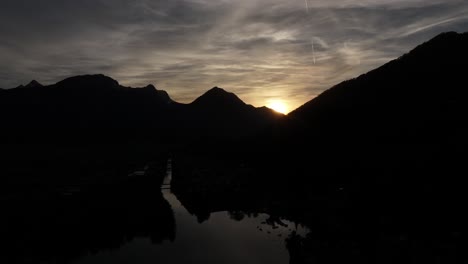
[
  {"x1": 0, "y1": 171, "x2": 175, "y2": 264},
  {"x1": 74, "y1": 190, "x2": 307, "y2": 264},
  {"x1": 73, "y1": 160, "x2": 308, "y2": 264},
  {"x1": 171, "y1": 189, "x2": 307, "y2": 262},
  {"x1": 0, "y1": 159, "x2": 309, "y2": 264}
]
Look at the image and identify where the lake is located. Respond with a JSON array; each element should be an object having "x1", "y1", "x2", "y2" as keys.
[{"x1": 71, "y1": 160, "x2": 309, "y2": 264}]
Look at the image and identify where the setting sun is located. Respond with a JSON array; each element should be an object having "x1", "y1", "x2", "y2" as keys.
[{"x1": 267, "y1": 100, "x2": 288, "y2": 114}]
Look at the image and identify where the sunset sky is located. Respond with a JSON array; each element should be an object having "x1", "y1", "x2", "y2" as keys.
[{"x1": 1, "y1": 0, "x2": 468, "y2": 112}]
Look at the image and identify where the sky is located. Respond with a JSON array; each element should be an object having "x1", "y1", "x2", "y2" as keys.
[{"x1": 1, "y1": 0, "x2": 468, "y2": 113}]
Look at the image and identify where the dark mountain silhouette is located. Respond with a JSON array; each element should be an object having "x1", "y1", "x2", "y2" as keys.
[
  {"x1": 11, "y1": 80, "x2": 43, "y2": 89},
  {"x1": 169, "y1": 86, "x2": 284, "y2": 142},
  {"x1": 281, "y1": 31, "x2": 468, "y2": 174},
  {"x1": 0, "y1": 74, "x2": 282, "y2": 164},
  {"x1": 291, "y1": 31, "x2": 468, "y2": 129},
  {"x1": 271, "y1": 31, "x2": 468, "y2": 264},
  {"x1": 1, "y1": 75, "x2": 168, "y2": 149},
  {"x1": 191, "y1": 87, "x2": 245, "y2": 108},
  {"x1": 24, "y1": 80, "x2": 43, "y2": 88}
]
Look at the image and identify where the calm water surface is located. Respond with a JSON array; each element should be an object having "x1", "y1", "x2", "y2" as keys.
[{"x1": 73, "y1": 161, "x2": 308, "y2": 264}]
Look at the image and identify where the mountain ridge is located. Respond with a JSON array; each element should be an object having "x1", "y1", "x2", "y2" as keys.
[
  {"x1": 3, "y1": 31, "x2": 467, "y2": 164},
  {"x1": 290, "y1": 31, "x2": 468, "y2": 119},
  {"x1": 2, "y1": 75, "x2": 274, "y2": 112},
  {"x1": 191, "y1": 86, "x2": 246, "y2": 108},
  {"x1": 0, "y1": 74, "x2": 283, "y2": 149}
]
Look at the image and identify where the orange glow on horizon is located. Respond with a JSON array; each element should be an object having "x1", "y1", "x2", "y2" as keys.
[{"x1": 267, "y1": 100, "x2": 288, "y2": 114}]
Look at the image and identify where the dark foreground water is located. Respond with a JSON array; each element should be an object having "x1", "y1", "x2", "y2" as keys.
[{"x1": 72, "y1": 163, "x2": 308, "y2": 264}]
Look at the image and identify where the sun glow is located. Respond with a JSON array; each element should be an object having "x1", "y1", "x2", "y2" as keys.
[{"x1": 267, "y1": 100, "x2": 288, "y2": 114}]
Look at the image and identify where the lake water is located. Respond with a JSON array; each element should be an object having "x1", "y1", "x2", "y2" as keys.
[{"x1": 72, "y1": 160, "x2": 308, "y2": 264}]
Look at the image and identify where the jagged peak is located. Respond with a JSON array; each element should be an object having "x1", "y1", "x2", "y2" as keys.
[
  {"x1": 207, "y1": 86, "x2": 225, "y2": 92},
  {"x1": 145, "y1": 84, "x2": 157, "y2": 90},
  {"x1": 156, "y1": 89, "x2": 170, "y2": 97},
  {"x1": 191, "y1": 86, "x2": 245, "y2": 107},
  {"x1": 198, "y1": 86, "x2": 239, "y2": 100},
  {"x1": 138, "y1": 84, "x2": 173, "y2": 103},
  {"x1": 202, "y1": 86, "x2": 232, "y2": 96},
  {"x1": 25, "y1": 80, "x2": 43, "y2": 88},
  {"x1": 155, "y1": 89, "x2": 173, "y2": 104}
]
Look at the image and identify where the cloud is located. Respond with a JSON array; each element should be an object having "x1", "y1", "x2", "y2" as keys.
[{"x1": 0, "y1": 0, "x2": 467, "y2": 111}]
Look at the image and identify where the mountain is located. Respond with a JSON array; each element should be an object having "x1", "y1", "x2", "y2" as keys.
[
  {"x1": 191, "y1": 87, "x2": 246, "y2": 109},
  {"x1": 266, "y1": 32, "x2": 468, "y2": 262},
  {"x1": 291, "y1": 31, "x2": 468, "y2": 130},
  {"x1": 1, "y1": 75, "x2": 168, "y2": 148},
  {"x1": 286, "y1": 31, "x2": 468, "y2": 154},
  {"x1": 170, "y1": 86, "x2": 283, "y2": 143},
  {"x1": 257, "y1": 32, "x2": 468, "y2": 207},
  {"x1": 24, "y1": 80, "x2": 43, "y2": 88},
  {"x1": 0, "y1": 74, "x2": 282, "y2": 161}
]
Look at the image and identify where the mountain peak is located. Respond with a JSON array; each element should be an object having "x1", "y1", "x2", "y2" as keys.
[
  {"x1": 191, "y1": 86, "x2": 245, "y2": 108},
  {"x1": 428, "y1": 31, "x2": 464, "y2": 43},
  {"x1": 142, "y1": 84, "x2": 173, "y2": 104},
  {"x1": 25, "y1": 80, "x2": 43, "y2": 88},
  {"x1": 398, "y1": 31, "x2": 468, "y2": 62},
  {"x1": 200, "y1": 86, "x2": 231, "y2": 97},
  {"x1": 208, "y1": 86, "x2": 225, "y2": 92},
  {"x1": 145, "y1": 84, "x2": 156, "y2": 90},
  {"x1": 56, "y1": 74, "x2": 119, "y2": 89}
]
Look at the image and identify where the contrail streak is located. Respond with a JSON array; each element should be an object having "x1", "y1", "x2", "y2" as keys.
[
  {"x1": 304, "y1": 0, "x2": 315, "y2": 64},
  {"x1": 311, "y1": 39, "x2": 316, "y2": 64}
]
